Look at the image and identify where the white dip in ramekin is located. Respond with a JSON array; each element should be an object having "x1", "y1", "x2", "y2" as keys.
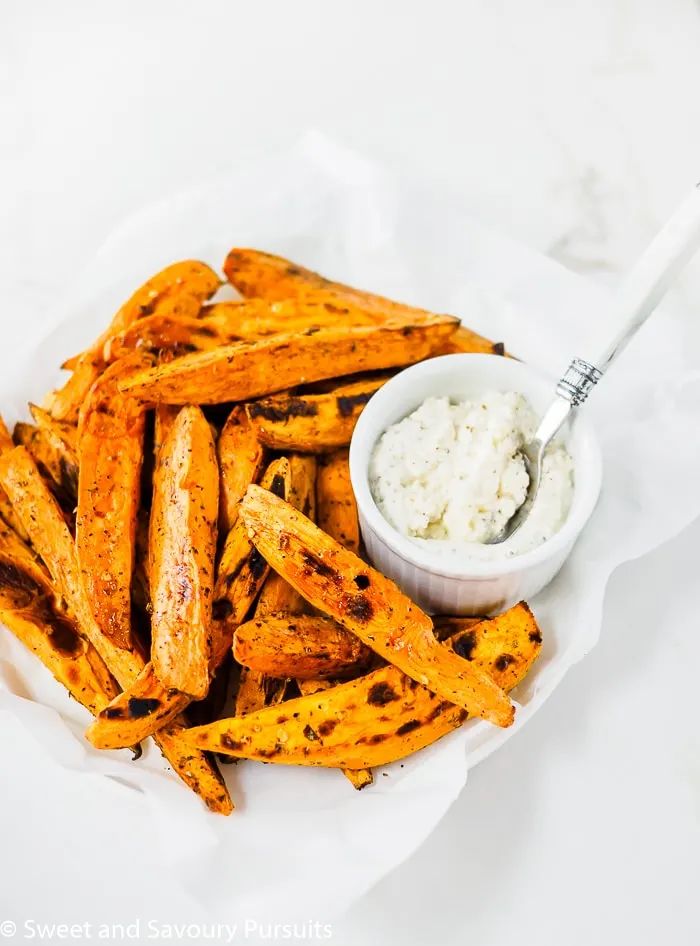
[{"x1": 368, "y1": 392, "x2": 574, "y2": 559}]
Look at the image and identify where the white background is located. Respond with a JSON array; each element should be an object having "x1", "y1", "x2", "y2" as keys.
[{"x1": 3, "y1": 2, "x2": 700, "y2": 944}]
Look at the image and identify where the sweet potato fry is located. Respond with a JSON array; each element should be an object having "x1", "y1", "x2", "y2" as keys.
[
  {"x1": 0, "y1": 523, "x2": 119, "y2": 715},
  {"x1": 255, "y1": 455, "x2": 316, "y2": 618},
  {"x1": 13, "y1": 422, "x2": 79, "y2": 510},
  {"x1": 217, "y1": 405, "x2": 264, "y2": 535},
  {"x1": 49, "y1": 261, "x2": 220, "y2": 422},
  {"x1": 235, "y1": 669, "x2": 290, "y2": 716},
  {"x1": 212, "y1": 457, "x2": 289, "y2": 652},
  {"x1": 155, "y1": 719, "x2": 232, "y2": 814},
  {"x1": 432, "y1": 615, "x2": 484, "y2": 642},
  {"x1": 204, "y1": 296, "x2": 383, "y2": 334},
  {"x1": 87, "y1": 458, "x2": 291, "y2": 749},
  {"x1": 233, "y1": 457, "x2": 316, "y2": 717},
  {"x1": 239, "y1": 486, "x2": 514, "y2": 727},
  {"x1": 29, "y1": 404, "x2": 78, "y2": 454},
  {"x1": 182, "y1": 603, "x2": 540, "y2": 766},
  {"x1": 223, "y1": 249, "x2": 437, "y2": 322},
  {"x1": 246, "y1": 375, "x2": 388, "y2": 453},
  {"x1": 436, "y1": 325, "x2": 506, "y2": 357},
  {"x1": 0, "y1": 446, "x2": 231, "y2": 813},
  {"x1": 316, "y1": 450, "x2": 359, "y2": 554},
  {"x1": 234, "y1": 613, "x2": 371, "y2": 680},
  {"x1": 76, "y1": 355, "x2": 148, "y2": 651},
  {"x1": 149, "y1": 405, "x2": 219, "y2": 698},
  {"x1": 153, "y1": 404, "x2": 180, "y2": 459},
  {"x1": 105, "y1": 312, "x2": 240, "y2": 363},
  {"x1": 309, "y1": 451, "x2": 370, "y2": 785},
  {"x1": 224, "y1": 250, "x2": 504, "y2": 354},
  {"x1": 118, "y1": 316, "x2": 459, "y2": 405}
]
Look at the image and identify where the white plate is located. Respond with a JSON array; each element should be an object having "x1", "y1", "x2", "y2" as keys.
[{"x1": 2, "y1": 134, "x2": 699, "y2": 920}]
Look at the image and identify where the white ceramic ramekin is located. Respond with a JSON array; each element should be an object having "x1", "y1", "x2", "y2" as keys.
[{"x1": 349, "y1": 353, "x2": 602, "y2": 615}]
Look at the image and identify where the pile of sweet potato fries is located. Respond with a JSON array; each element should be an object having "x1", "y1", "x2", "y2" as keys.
[{"x1": 0, "y1": 249, "x2": 542, "y2": 813}]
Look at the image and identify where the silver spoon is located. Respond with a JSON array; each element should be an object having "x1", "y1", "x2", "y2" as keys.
[{"x1": 488, "y1": 182, "x2": 700, "y2": 545}]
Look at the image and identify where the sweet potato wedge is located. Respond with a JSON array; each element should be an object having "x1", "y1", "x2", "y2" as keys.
[
  {"x1": 239, "y1": 486, "x2": 514, "y2": 727},
  {"x1": 153, "y1": 404, "x2": 180, "y2": 460},
  {"x1": 316, "y1": 450, "x2": 359, "y2": 554},
  {"x1": 155, "y1": 719, "x2": 232, "y2": 815},
  {"x1": 49, "y1": 261, "x2": 220, "y2": 422},
  {"x1": 105, "y1": 312, "x2": 241, "y2": 363},
  {"x1": 182, "y1": 603, "x2": 540, "y2": 767},
  {"x1": 234, "y1": 613, "x2": 371, "y2": 680},
  {"x1": 0, "y1": 514, "x2": 118, "y2": 714},
  {"x1": 246, "y1": 375, "x2": 388, "y2": 453},
  {"x1": 223, "y1": 249, "x2": 334, "y2": 300},
  {"x1": 204, "y1": 297, "x2": 383, "y2": 334},
  {"x1": 76, "y1": 355, "x2": 148, "y2": 651},
  {"x1": 13, "y1": 422, "x2": 79, "y2": 510},
  {"x1": 0, "y1": 446, "x2": 231, "y2": 813},
  {"x1": 307, "y1": 450, "x2": 370, "y2": 785},
  {"x1": 432, "y1": 615, "x2": 484, "y2": 642},
  {"x1": 0, "y1": 419, "x2": 35, "y2": 544},
  {"x1": 118, "y1": 316, "x2": 459, "y2": 405},
  {"x1": 233, "y1": 457, "x2": 315, "y2": 717},
  {"x1": 217, "y1": 405, "x2": 265, "y2": 535},
  {"x1": 222, "y1": 249, "x2": 437, "y2": 321},
  {"x1": 211, "y1": 457, "x2": 290, "y2": 662},
  {"x1": 436, "y1": 325, "x2": 506, "y2": 357},
  {"x1": 234, "y1": 669, "x2": 290, "y2": 716},
  {"x1": 29, "y1": 404, "x2": 78, "y2": 454},
  {"x1": 255, "y1": 455, "x2": 316, "y2": 618},
  {"x1": 87, "y1": 458, "x2": 291, "y2": 748},
  {"x1": 149, "y1": 405, "x2": 219, "y2": 698},
  {"x1": 224, "y1": 250, "x2": 503, "y2": 354}
]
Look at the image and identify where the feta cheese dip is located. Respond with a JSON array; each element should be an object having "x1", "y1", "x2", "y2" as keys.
[{"x1": 368, "y1": 392, "x2": 574, "y2": 559}]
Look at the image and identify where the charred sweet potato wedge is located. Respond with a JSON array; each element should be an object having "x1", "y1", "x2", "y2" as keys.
[
  {"x1": 223, "y1": 249, "x2": 439, "y2": 321},
  {"x1": 255, "y1": 455, "x2": 315, "y2": 618},
  {"x1": 48, "y1": 261, "x2": 220, "y2": 422},
  {"x1": 0, "y1": 519, "x2": 118, "y2": 714},
  {"x1": 87, "y1": 458, "x2": 291, "y2": 748},
  {"x1": 246, "y1": 375, "x2": 389, "y2": 453},
  {"x1": 225, "y1": 249, "x2": 503, "y2": 353},
  {"x1": 217, "y1": 405, "x2": 265, "y2": 535},
  {"x1": 234, "y1": 613, "x2": 371, "y2": 680},
  {"x1": 235, "y1": 669, "x2": 290, "y2": 716},
  {"x1": 149, "y1": 405, "x2": 219, "y2": 698},
  {"x1": 432, "y1": 616, "x2": 484, "y2": 642},
  {"x1": 182, "y1": 603, "x2": 540, "y2": 766},
  {"x1": 239, "y1": 486, "x2": 514, "y2": 727},
  {"x1": 305, "y1": 450, "x2": 368, "y2": 784},
  {"x1": 435, "y1": 325, "x2": 506, "y2": 357},
  {"x1": 86, "y1": 660, "x2": 189, "y2": 748},
  {"x1": 316, "y1": 450, "x2": 359, "y2": 554},
  {"x1": 211, "y1": 457, "x2": 290, "y2": 664},
  {"x1": 155, "y1": 718, "x2": 233, "y2": 814},
  {"x1": 118, "y1": 316, "x2": 459, "y2": 405},
  {"x1": 76, "y1": 355, "x2": 148, "y2": 650},
  {"x1": 233, "y1": 457, "x2": 316, "y2": 717},
  {"x1": 0, "y1": 445, "x2": 232, "y2": 813},
  {"x1": 105, "y1": 311, "x2": 243, "y2": 363},
  {"x1": 13, "y1": 422, "x2": 79, "y2": 510}
]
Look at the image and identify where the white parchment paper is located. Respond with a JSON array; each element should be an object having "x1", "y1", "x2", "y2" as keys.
[{"x1": 1, "y1": 133, "x2": 699, "y2": 919}]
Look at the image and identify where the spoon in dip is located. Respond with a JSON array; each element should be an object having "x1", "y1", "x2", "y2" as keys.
[{"x1": 489, "y1": 182, "x2": 700, "y2": 545}]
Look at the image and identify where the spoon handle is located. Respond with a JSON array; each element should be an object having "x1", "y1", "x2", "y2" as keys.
[{"x1": 556, "y1": 182, "x2": 700, "y2": 411}]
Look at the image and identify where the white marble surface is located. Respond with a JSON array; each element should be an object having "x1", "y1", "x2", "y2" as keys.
[{"x1": 2, "y1": 2, "x2": 700, "y2": 944}]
